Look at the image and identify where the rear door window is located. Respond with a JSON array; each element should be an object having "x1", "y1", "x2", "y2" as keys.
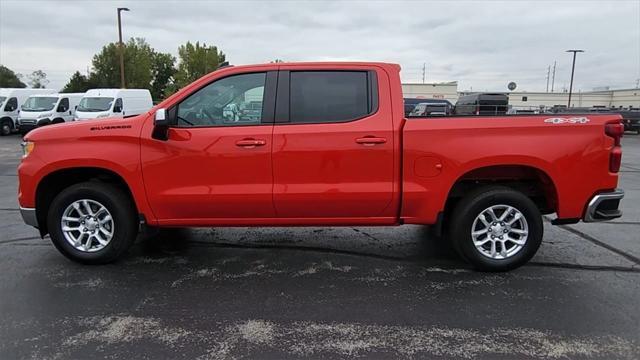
[{"x1": 289, "y1": 71, "x2": 374, "y2": 123}]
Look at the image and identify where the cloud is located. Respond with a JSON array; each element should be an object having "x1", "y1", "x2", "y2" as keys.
[{"x1": 1, "y1": 0, "x2": 638, "y2": 92}]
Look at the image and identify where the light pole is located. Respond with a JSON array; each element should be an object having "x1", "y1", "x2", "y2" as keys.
[
  {"x1": 566, "y1": 49, "x2": 584, "y2": 108},
  {"x1": 117, "y1": 7, "x2": 130, "y2": 89}
]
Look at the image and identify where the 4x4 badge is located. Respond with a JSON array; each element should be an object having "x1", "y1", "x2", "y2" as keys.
[{"x1": 544, "y1": 117, "x2": 590, "y2": 124}]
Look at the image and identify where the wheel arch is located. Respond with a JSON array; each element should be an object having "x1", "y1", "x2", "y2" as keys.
[
  {"x1": 444, "y1": 164, "x2": 559, "y2": 216},
  {"x1": 35, "y1": 167, "x2": 139, "y2": 237}
]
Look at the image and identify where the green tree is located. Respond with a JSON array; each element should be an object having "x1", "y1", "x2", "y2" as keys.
[
  {"x1": 61, "y1": 71, "x2": 95, "y2": 93},
  {"x1": 90, "y1": 38, "x2": 154, "y2": 89},
  {"x1": 150, "y1": 52, "x2": 176, "y2": 101},
  {"x1": 0, "y1": 65, "x2": 26, "y2": 88},
  {"x1": 167, "y1": 41, "x2": 226, "y2": 96}
]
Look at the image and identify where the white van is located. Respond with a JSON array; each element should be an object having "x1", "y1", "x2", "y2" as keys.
[
  {"x1": 75, "y1": 89, "x2": 153, "y2": 121},
  {"x1": 17, "y1": 93, "x2": 85, "y2": 133},
  {"x1": 0, "y1": 88, "x2": 56, "y2": 135}
]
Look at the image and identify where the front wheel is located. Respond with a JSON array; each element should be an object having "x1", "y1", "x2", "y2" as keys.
[
  {"x1": 448, "y1": 186, "x2": 543, "y2": 272},
  {"x1": 0, "y1": 119, "x2": 12, "y2": 136},
  {"x1": 47, "y1": 182, "x2": 138, "y2": 264}
]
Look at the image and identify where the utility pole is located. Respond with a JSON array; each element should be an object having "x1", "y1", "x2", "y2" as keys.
[
  {"x1": 545, "y1": 65, "x2": 550, "y2": 92},
  {"x1": 566, "y1": 49, "x2": 584, "y2": 108},
  {"x1": 551, "y1": 61, "x2": 556, "y2": 92},
  {"x1": 636, "y1": 78, "x2": 640, "y2": 89},
  {"x1": 422, "y1": 62, "x2": 426, "y2": 84},
  {"x1": 117, "y1": 7, "x2": 130, "y2": 89}
]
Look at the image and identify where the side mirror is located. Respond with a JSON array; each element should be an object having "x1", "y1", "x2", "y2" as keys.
[{"x1": 152, "y1": 108, "x2": 169, "y2": 141}]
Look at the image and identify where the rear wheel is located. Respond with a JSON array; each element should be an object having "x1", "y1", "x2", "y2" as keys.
[
  {"x1": 448, "y1": 186, "x2": 543, "y2": 272},
  {"x1": 47, "y1": 182, "x2": 138, "y2": 264},
  {"x1": 0, "y1": 119, "x2": 12, "y2": 136}
]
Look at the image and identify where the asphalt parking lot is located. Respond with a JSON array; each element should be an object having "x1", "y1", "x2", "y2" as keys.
[{"x1": 0, "y1": 132, "x2": 639, "y2": 359}]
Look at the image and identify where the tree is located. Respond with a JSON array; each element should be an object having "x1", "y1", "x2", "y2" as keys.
[
  {"x1": 28, "y1": 70, "x2": 49, "y2": 88},
  {"x1": 167, "y1": 41, "x2": 226, "y2": 95},
  {"x1": 150, "y1": 52, "x2": 176, "y2": 101},
  {"x1": 90, "y1": 37, "x2": 154, "y2": 89},
  {"x1": 0, "y1": 65, "x2": 26, "y2": 88},
  {"x1": 61, "y1": 71, "x2": 95, "y2": 93}
]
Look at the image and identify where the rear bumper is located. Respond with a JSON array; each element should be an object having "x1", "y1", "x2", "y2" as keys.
[
  {"x1": 583, "y1": 189, "x2": 624, "y2": 222},
  {"x1": 20, "y1": 207, "x2": 38, "y2": 228}
]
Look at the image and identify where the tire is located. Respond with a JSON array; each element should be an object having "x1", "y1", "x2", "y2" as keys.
[
  {"x1": 47, "y1": 182, "x2": 138, "y2": 264},
  {"x1": 0, "y1": 119, "x2": 12, "y2": 136},
  {"x1": 448, "y1": 186, "x2": 543, "y2": 272}
]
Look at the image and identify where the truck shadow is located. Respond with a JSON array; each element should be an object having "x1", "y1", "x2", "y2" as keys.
[{"x1": 133, "y1": 225, "x2": 464, "y2": 267}]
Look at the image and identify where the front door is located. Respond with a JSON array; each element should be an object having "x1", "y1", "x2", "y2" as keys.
[
  {"x1": 141, "y1": 71, "x2": 277, "y2": 222},
  {"x1": 272, "y1": 68, "x2": 395, "y2": 218}
]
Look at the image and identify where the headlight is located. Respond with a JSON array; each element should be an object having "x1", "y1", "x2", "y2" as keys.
[
  {"x1": 41, "y1": 112, "x2": 53, "y2": 118},
  {"x1": 21, "y1": 141, "x2": 35, "y2": 159}
]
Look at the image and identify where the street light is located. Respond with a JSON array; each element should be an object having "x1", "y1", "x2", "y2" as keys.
[
  {"x1": 117, "y1": 7, "x2": 130, "y2": 89},
  {"x1": 566, "y1": 49, "x2": 584, "y2": 108}
]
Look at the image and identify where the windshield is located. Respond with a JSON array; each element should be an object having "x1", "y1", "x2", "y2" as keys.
[
  {"x1": 21, "y1": 97, "x2": 58, "y2": 111},
  {"x1": 77, "y1": 97, "x2": 114, "y2": 112}
]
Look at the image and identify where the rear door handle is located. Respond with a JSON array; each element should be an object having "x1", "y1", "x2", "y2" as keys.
[
  {"x1": 355, "y1": 137, "x2": 387, "y2": 145},
  {"x1": 235, "y1": 139, "x2": 266, "y2": 148}
]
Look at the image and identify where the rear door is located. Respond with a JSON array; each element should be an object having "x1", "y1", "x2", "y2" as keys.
[{"x1": 272, "y1": 66, "x2": 395, "y2": 218}]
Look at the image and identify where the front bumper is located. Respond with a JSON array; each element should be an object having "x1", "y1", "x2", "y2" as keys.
[
  {"x1": 20, "y1": 207, "x2": 38, "y2": 228},
  {"x1": 17, "y1": 124, "x2": 38, "y2": 133},
  {"x1": 583, "y1": 189, "x2": 624, "y2": 222}
]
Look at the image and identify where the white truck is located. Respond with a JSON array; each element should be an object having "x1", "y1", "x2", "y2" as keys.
[
  {"x1": 0, "y1": 88, "x2": 56, "y2": 135},
  {"x1": 74, "y1": 89, "x2": 153, "y2": 121},
  {"x1": 17, "y1": 93, "x2": 85, "y2": 134}
]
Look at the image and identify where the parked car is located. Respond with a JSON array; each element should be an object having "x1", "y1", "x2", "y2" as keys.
[
  {"x1": 408, "y1": 102, "x2": 452, "y2": 117},
  {"x1": 0, "y1": 88, "x2": 56, "y2": 135},
  {"x1": 454, "y1": 93, "x2": 509, "y2": 115},
  {"x1": 74, "y1": 89, "x2": 153, "y2": 120},
  {"x1": 18, "y1": 62, "x2": 624, "y2": 272},
  {"x1": 404, "y1": 98, "x2": 453, "y2": 116},
  {"x1": 619, "y1": 109, "x2": 640, "y2": 133},
  {"x1": 17, "y1": 93, "x2": 84, "y2": 134}
]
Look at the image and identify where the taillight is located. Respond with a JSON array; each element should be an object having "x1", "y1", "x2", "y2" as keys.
[
  {"x1": 605, "y1": 121, "x2": 623, "y2": 173},
  {"x1": 605, "y1": 122, "x2": 624, "y2": 146},
  {"x1": 610, "y1": 147, "x2": 622, "y2": 172}
]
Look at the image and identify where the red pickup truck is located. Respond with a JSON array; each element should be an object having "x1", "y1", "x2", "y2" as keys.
[{"x1": 18, "y1": 62, "x2": 624, "y2": 271}]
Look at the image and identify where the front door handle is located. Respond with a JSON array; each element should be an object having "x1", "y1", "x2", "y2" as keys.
[
  {"x1": 355, "y1": 136, "x2": 387, "y2": 145},
  {"x1": 236, "y1": 139, "x2": 266, "y2": 148}
]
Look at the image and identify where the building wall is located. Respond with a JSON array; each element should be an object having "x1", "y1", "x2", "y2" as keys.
[
  {"x1": 402, "y1": 82, "x2": 458, "y2": 103},
  {"x1": 506, "y1": 92, "x2": 612, "y2": 108},
  {"x1": 610, "y1": 89, "x2": 640, "y2": 108}
]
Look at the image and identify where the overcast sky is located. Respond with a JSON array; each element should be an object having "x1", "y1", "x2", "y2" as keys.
[{"x1": 1, "y1": 0, "x2": 639, "y2": 92}]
